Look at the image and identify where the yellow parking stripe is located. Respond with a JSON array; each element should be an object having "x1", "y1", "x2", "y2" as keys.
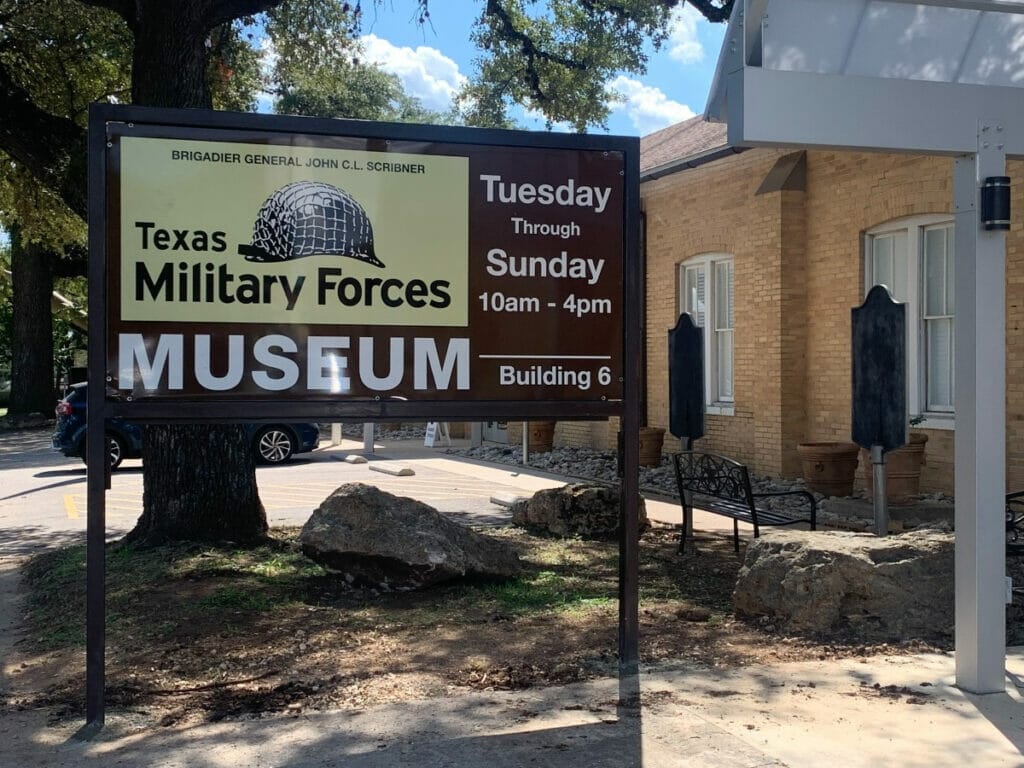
[{"x1": 64, "y1": 495, "x2": 79, "y2": 520}]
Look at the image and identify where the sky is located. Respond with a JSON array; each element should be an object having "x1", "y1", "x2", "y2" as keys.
[
  {"x1": 0, "y1": 5, "x2": 726, "y2": 249},
  {"x1": 338, "y1": 2, "x2": 726, "y2": 137}
]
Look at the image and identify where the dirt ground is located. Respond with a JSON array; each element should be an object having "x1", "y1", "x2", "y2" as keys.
[{"x1": 1, "y1": 526, "x2": 944, "y2": 728}]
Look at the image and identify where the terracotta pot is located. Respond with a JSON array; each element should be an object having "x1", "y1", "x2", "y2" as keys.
[
  {"x1": 527, "y1": 421, "x2": 556, "y2": 453},
  {"x1": 638, "y1": 427, "x2": 666, "y2": 467},
  {"x1": 797, "y1": 441, "x2": 860, "y2": 497},
  {"x1": 862, "y1": 432, "x2": 928, "y2": 505}
]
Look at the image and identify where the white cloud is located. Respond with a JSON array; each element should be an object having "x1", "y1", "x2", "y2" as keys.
[
  {"x1": 360, "y1": 34, "x2": 467, "y2": 111},
  {"x1": 667, "y1": 5, "x2": 706, "y2": 65},
  {"x1": 520, "y1": 106, "x2": 573, "y2": 133},
  {"x1": 607, "y1": 76, "x2": 695, "y2": 134}
]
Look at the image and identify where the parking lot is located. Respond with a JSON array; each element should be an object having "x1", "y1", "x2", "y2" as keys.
[{"x1": 0, "y1": 426, "x2": 570, "y2": 555}]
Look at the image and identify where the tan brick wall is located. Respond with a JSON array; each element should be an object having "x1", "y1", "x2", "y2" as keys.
[
  {"x1": 642, "y1": 148, "x2": 796, "y2": 475},
  {"x1": 1006, "y1": 171, "x2": 1024, "y2": 493},
  {"x1": 803, "y1": 151, "x2": 959, "y2": 495},
  {"x1": 640, "y1": 147, "x2": 1024, "y2": 495},
  {"x1": 502, "y1": 420, "x2": 617, "y2": 451}
]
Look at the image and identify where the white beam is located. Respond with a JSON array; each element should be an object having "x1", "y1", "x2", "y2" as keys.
[
  {"x1": 733, "y1": 67, "x2": 1024, "y2": 156},
  {"x1": 953, "y1": 125, "x2": 1008, "y2": 694},
  {"x1": 884, "y1": 0, "x2": 1024, "y2": 12}
]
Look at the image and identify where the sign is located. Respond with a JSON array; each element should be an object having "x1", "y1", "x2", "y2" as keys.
[
  {"x1": 103, "y1": 116, "x2": 629, "y2": 405},
  {"x1": 851, "y1": 285, "x2": 907, "y2": 453},
  {"x1": 667, "y1": 313, "x2": 705, "y2": 442}
]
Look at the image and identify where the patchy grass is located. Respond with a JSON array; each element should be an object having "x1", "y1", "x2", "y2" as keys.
[{"x1": 13, "y1": 525, "x2": 941, "y2": 726}]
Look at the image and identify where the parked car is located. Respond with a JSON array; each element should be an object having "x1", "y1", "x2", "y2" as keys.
[{"x1": 52, "y1": 383, "x2": 320, "y2": 468}]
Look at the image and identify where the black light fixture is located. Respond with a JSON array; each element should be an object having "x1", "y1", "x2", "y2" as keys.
[{"x1": 981, "y1": 176, "x2": 1011, "y2": 231}]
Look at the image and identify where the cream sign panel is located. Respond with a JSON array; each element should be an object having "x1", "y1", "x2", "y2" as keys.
[{"x1": 118, "y1": 137, "x2": 469, "y2": 327}]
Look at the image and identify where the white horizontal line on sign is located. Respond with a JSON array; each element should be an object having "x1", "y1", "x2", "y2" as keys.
[{"x1": 477, "y1": 355, "x2": 612, "y2": 360}]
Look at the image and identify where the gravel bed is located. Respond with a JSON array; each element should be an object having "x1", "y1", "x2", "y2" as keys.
[
  {"x1": 324, "y1": 428, "x2": 954, "y2": 531},
  {"x1": 445, "y1": 444, "x2": 811, "y2": 504},
  {"x1": 445, "y1": 444, "x2": 955, "y2": 531}
]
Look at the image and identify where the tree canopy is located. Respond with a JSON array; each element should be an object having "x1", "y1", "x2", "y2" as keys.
[{"x1": 0, "y1": 0, "x2": 732, "y2": 539}]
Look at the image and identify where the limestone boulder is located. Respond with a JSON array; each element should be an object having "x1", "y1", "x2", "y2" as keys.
[
  {"x1": 511, "y1": 483, "x2": 648, "y2": 540},
  {"x1": 734, "y1": 530, "x2": 954, "y2": 642},
  {"x1": 299, "y1": 483, "x2": 523, "y2": 589}
]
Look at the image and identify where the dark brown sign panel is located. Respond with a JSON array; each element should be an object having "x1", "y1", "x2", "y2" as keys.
[{"x1": 105, "y1": 120, "x2": 627, "y2": 405}]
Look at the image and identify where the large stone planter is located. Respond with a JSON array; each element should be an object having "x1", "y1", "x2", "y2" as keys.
[
  {"x1": 862, "y1": 432, "x2": 928, "y2": 505},
  {"x1": 527, "y1": 421, "x2": 556, "y2": 453},
  {"x1": 796, "y1": 441, "x2": 860, "y2": 497},
  {"x1": 638, "y1": 427, "x2": 666, "y2": 467}
]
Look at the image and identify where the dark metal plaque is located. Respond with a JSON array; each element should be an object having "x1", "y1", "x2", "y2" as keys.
[
  {"x1": 851, "y1": 285, "x2": 907, "y2": 452},
  {"x1": 668, "y1": 312, "x2": 705, "y2": 441}
]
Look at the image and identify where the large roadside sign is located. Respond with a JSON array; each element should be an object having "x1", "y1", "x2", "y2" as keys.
[
  {"x1": 99, "y1": 110, "x2": 635, "y2": 412},
  {"x1": 86, "y1": 106, "x2": 643, "y2": 726}
]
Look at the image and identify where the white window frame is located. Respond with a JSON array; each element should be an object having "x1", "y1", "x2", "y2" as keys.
[
  {"x1": 678, "y1": 253, "x2": 735, "y2": 416},
  {"x1": 864, "y1": 214, "x2": 955, "y2": 430}
]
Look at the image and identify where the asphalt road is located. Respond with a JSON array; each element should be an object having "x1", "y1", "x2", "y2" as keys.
[{"x1": 0, "y1": 427, "x2": 567, "y2": 556}]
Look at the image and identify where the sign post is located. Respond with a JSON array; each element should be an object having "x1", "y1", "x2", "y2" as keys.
[{"x1": 851, "y1": 285, "x2": 907, "y2": 537}]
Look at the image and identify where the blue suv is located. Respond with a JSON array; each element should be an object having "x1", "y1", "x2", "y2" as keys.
[{"x1": 52, "y1": 384, "x2": 320, "y2": 469}]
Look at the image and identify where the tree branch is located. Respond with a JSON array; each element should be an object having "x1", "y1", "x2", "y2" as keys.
[
  {"x1": 204, "y1": 0, "x2": 288, "y2": 28},
  {"x1": 0, "y1": 60, "x2": 86, "y2": 219},
  {"x1": 484, "y1": 0, "x2": 587, "y2": 72},
  {"x1": 73, "y1": 0, "x2": 137, "y2": 28},
  {"x1": 685, "y1": 0, "x2": 733, "y2": 23}
]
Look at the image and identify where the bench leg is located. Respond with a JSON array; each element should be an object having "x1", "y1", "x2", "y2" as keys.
[
  {"x1": 678, "y1": 504, "x2": 690, "y2": 553},
  {"x1": 733, "y1": 519, "x2": 739, "y2": 553}
]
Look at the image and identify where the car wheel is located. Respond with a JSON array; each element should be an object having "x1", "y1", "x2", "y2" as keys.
[
  {"x1": 106, "y1": 434, "x2": 125, "y2": 469},
  {"x1": 255, "y1": 427, "x2": 294, "y2": 464},
  {"x1": 80, "y1": 433, "x2": 125, "y2": 470}
]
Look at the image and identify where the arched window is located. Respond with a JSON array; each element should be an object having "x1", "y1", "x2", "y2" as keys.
[
  {"x1": 678, "y1": 253, "x2": 734, "y2": 412},
  {"x1": 865, "y1": 215, "x2": 954, "y2": 426}
]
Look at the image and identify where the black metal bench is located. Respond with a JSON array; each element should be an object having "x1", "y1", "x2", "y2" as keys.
[
  {"x1": 671, "y1": 451, "x2": 817, "y2": 553},
  {"x1": 1007, "y1": 491, "x2": 1024, "y2": 558}
]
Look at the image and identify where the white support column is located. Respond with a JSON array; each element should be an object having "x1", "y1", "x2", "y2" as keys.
[
  {"x1": 953, "y1": 122, "x2": 1008, "y2": 693},
  {"x1": 363, "y1": 422, "x2": 375, "y2": 455}
]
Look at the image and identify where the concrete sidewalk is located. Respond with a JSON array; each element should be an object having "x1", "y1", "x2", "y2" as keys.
[
  {"x1": 319, "y1": 436, "x2": 735, "y2": 537},
  {"x1": 3, "y1": 651, "x2": 1024, "y2": 767}
]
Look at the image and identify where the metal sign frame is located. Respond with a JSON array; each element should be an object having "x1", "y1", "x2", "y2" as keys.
[{"x1": 85, "y1": 104, "x2": 643, "y2": 725}]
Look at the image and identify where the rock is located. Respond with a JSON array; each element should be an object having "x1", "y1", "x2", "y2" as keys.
[
  {"x1": 733, "y1": 530, "x2": 954, "y2": 642},
  {"x1": 299, "y1": 483, "x2": 523, "y2": 589},
  {"x1": 511, "y1": 483, "x2": 648, "y2": 540}
]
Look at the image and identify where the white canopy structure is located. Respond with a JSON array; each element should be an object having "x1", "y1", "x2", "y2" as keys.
[
  {"x1": 708, "y1": 0, "x2": 1024, "y2": 154},
  {"x1": 706, "y1": 0, "x2": 1023, "y2": 694}
]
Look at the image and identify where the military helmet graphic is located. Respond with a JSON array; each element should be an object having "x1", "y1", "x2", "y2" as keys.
[{"x1": 237, "y1": 181, "x2": 383, "y2": 267}]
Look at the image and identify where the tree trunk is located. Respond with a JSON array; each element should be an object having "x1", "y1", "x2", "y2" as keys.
[
  {"x1": 8, "y1": 225, "x2": 56, "y2": 416},
  {"x1": 132, "y1": 1, "x2": 212, "y2": 108},
  {"x1": 124, "y1": 0, "x2": 267, "y2": 545},
  {"x1": 128, "y1": 424, "x2": 267, "y2": 545}
]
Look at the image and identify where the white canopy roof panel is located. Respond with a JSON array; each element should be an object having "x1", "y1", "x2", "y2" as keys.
[{"x1": 706, "y1": 0, "x2": 1024, "y2": 154}]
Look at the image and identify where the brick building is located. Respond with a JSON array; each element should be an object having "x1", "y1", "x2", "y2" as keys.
[{"x1": 608, "y1": 114, "x2": 1024, "y2": 495}]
